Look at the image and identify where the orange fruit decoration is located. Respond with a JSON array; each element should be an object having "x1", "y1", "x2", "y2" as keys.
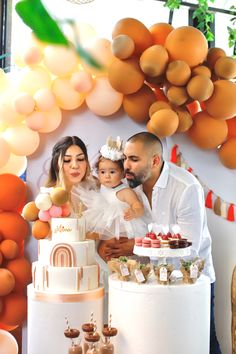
[
  {"x1": 0, "y1": 239, "x2": 19, "y2": 260},
  {"x1": 186, "y1": 75, "x2": 214, "y2": 102},
  {"x1": 140, "y1": 45, "x2": 169, "y2": 77},
  {"x1": 188, "y1": 111, "x2": 228, "y2": 149},
  {"x1": 166, "y1": 60, "x2": 191, "y2": 86},
  {"x1": 149, "y1": 22, "x2": 174, "y2": 46},
  {"x1": 218, "y1": 138, "x2": 236, "y2": 169},
  {"x1": 32, "y1": 219, "x2": 50, "y2": 240},
  {"x1": 206, "y1": 47, "x2": 226, "y2": 70},
  {"x1": 0, "y1": 174, "x2": 27, "y2": 211},
  {"x1": 214, "y1": 56, "x2": 236, "y2": 80},
  {"x1": 22, "y1": 201, "x2": 39, "y2": 222},
  {"x1": 149, "y1": 101, "x2": 172, "y2": 117},
  {"x1": 108, "y1": 57, "x2": 145, "y2": 94},
  {"x1": 0, "y1": 268, "x2": 15, "y2": 296},
  {"x1": 123, "y1": 84, "x2": 156, "y2": 123},
  {"x1": 0, "y1": 212, "x2": 29, "y2": 242},
  {"x1": 0, "y1": 293, "x2": 27, "y2": 326},
  {"x1": 149, "y1": 108, "x2": 179, "y2": 137},
  {"x1": 6, "y1": 257, "x2": 32, "y2": 292},
  {"x1": 226, "y1": 116, "x2": 236, "y2": 138},
  {"x1": 165, "y1": 26, "x2": 208, "y2": 68},
  {"x1": 112, "y1": 18, "x2": 153, "y2": 56},
  {"x1": 204, "y1": 80, "x2": 236, "y2": 120}
]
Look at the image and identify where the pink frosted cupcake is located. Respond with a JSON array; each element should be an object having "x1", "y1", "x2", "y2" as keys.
[{"x1": 135, "y1": 237, "x2": 143, "y2": 247}]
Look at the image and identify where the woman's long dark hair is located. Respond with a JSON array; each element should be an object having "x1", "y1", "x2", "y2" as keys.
[{"x1": 45, "y1": 136, "x2": 90, "y2": 187}]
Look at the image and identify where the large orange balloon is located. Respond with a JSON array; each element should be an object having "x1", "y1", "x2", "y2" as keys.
[
  {"x1": 0, "y1": 174, "x2": 26, "y2": 212},
  {"x1": 149, "y1": 108, "x2": 179, "y2": 137},
  {"x1": 32, "y1": 219, "x2": 50, "y2": 240},
  {"x1": 6, "y1": 257, "x2": 32, "y2": 292},
  {"x1": 0, "y1": 293, "x2": 27, "y2": 326},
  {"x1": 140, "y1": 45, "x2": 169, "y2": 77},
  {"x1": 204, "y1": 80, "x2": 236, "y2": 119},
  {"x1": 218, "y1": 138, "x2": 236, "y2": 169},
  {"x1": 149, "y1": 22, "x2": 174, "y2": 46},
  {"x1": 0, "y1": 240, "x2": 19, "y2": 260},
  {"x1": 188, "y1": 111, "x2": 228, "y2": 149},
  {"x1": 0, "y1": 212, "x2": 29, "y2": 242},
  {"x1": 165, "y1": 26, "x2": 208, "y2": 68},
  {"x1": 206, "y1": 47, "x2": 226, "y2": 70},
  {"x1": 112, "y1": 18, "x2": 153, "y2": 55},
  {"x1": 123, "y1": 84, "x2": 156, "y2": 123}
]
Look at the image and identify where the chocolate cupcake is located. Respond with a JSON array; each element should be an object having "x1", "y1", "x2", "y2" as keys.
[
  {"x1": 178, "y1": 238, "x2": 188, "y2": 248},
  {"x1": 102, "y1": 325, "x2": 118, "y2": 337},
  {"x1": 169, "y1": 239, "x2": 179, "y2": 249},
  {"x1": 82, "y1": 323, "x2": 95, "y2": 333},
  {"x1": 64, "y1": 328, "x2": 80, "y2": 338},
  {"x1": 84, "y1": 332, "x2": 100, "y2": 342}
]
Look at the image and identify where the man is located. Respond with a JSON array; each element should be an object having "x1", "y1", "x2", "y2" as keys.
[{"x1": 98, "y1": 131, "x2": 221, "y2": 354}]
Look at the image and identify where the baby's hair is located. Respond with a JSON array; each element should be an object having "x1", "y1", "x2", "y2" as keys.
[{"x1": 95, "y1": 155, "x2": 124, "y2": 172}]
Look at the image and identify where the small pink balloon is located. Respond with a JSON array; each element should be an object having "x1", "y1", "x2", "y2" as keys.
[
  {"x1": 23, "y1": 46, "x2": 43, "y2": 66},
  {"x1": 25, "y1": 111, "x2": 46, "y2": 131},
  {"x1": 13, "y1": 92, "x2": 35, "y2": 115},
  {"x1": 49, "y1": 205, "x2": 62, "y2": 218},
  {"x1": 61, "y1": 203, "x2": 71, "y2": 217},
  {"x1": 70, "y1": 71, "x2": 94, "y2": 93},
  {"x1": 38, "y1": 209, "x2": 51, "y2": 222},
  {"x1": 34, "y1": 88, "x2": 56, "y2": 111}
]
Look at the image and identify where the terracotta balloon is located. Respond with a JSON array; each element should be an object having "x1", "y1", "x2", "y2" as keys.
[
  {"x1": 204, "y1": 80, "x2": 236, "y2": 119},
  {"x1": 0, "y1": 137, "x2": 10, "y2": 168},
  {"x1": 191, "y1": 65, "x2": 212, "y2": 78},
  {"x1": 0, "y1": 269, "x2": 15, "y2": 296},
  {"x1": 218, "y1": 138, "x2": 236, "y2": 169},
  {"x1": 32, "y1": 220, "x2": 51, "y2": 240},
  {"x1": 149, "y1": 108, "x2": 179, "y2": 137},
  {"x1": 226, "y1": 116, "x2": 236, "y2": 138},
  {"x1": 22, "y1": 201, "x2": 39, "y2": 221},
  {"x1": 111, "y1": 35, "x2": 135, "y2": 59},
  {"x1": 86, "y1": 76, "x2": 123, "y2": 116},
  {"x1": 165, "y1": 26, "x2": 208, "y2": 68},
  {"x1": 6, "y1": 257, "x2": 32, "y2": 292},
  {"x1": 0, "y1": 240, "x2": 19, "y2": 260},
  {"x1": 70, "y1": 71, "x2": 94, "y2": 93},
  {"x1": 149, "y1": 22, "x2": 174, "y2": 46},
  {"x1": 17, "y1": 66, "x2": 51, "y2": 95},
  {"x1": 50, "y1": 188, "x2": 69, "y2": 206},
  {"x1": 0, "y1": 212, "x2": 29, "y2": 242},
  {"x1": 187, "y1": 75, "x2": 214, "y2": 102},
  {"x1": 112, "y1": 18, "x2": 153, "y2": 55},
  {"x1": 0, "y1": 174, "x2": 26, "y2": 211},
  {"x1": 166, "y1": 60, "x2": 191, "y2": 86},
  {"x1": 0, "y1": 293, "x2": 27, "y2": 326},
  {"x1": 34, "y1": 88, "x2": 56, "y2": 111},
  {"x1": 174, "y1": 107, "x2": 193, "y2": 133},
  {"x1": 188, "y1": 111, "x2": 228, "y2": 149},
  {"x1": 13, "y1": 92, "x2": 35, "y2": 115},
  {"x1": 214, "y1": 56, "x2": 236, "y2": 80},
  {"x1": 52, "y1": 78, "x2": 85, "y2": 110},
  {"x1": 0, "y1": 154, "x2": 27, "y2": 177},
  {"x1": 149, "y1": 101, "x2": 172, "y2": 118},
  {"x1": 108, "y1": 58, "x2": 145, "y2": 94},
  {"x1": 38, "y1": 106, "x2": 62, "y2": 133},
  {"x1": 206, "y1": 47, "x2": 226, "y2": 70},
  {"x1": 3, "y1": 124, "x2": 40, "y2": 156},
  {"x1": 140, "y1": 45, "x2": 169, "y2": 77},
  {"x1": 166, "y1": 86, "x2": 189, "y2": 106},
  {"x1": 43, "y1": 45, "x2": 78, "y2": 77},
  {"x1": 0, "y1": 329, "x2": 18, "y2": 354}
]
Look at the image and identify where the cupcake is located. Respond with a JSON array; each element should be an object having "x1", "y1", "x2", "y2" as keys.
[
  {"x1": 151, "y1": 239, "x2": 161, "y2": 248},
  {"x1": 142, "y1": 238, "x2": 151, "y2": 248}
]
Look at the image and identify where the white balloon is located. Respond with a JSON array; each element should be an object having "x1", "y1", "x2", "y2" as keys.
[{"x1": 0, "y1": 329, "x2": 18, "y2": 354}]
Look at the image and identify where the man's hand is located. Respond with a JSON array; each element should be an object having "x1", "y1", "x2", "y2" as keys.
[{"x1": 97, "y1": 237, "x2": 135, "y2": 262}]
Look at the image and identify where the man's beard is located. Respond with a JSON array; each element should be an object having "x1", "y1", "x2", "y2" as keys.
[{"x1": 125, "y1": 168, "x2": 151, "y2": 189}]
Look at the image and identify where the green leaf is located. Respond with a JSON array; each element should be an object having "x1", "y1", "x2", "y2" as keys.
[
  {"x1": 15, "y1": 0, "x2": 69, "y2": 45},
  {"x1": 76, "y1": 45, "x2": 103, "y2": 70}
]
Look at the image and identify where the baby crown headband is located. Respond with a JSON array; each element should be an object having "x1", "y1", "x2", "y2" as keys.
[{"x1": 100, "y1": 136, "x2": 124, "y2": 161}]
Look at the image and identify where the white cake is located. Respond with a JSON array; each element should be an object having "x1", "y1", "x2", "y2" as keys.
[{"x1": 28, "y1": 217, "x2": 104, "y2": 354}]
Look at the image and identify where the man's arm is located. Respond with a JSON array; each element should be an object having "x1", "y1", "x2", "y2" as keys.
[{"x1": 97, "y1": 237, "x2": 135, "y2": 262}]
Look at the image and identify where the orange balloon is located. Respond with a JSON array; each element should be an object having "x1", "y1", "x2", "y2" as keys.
[
  {"x1": 0, "y1": 293, "x2": 27, "y2": 326},
  {"x1": 0, "y1": 269, "x2": 15, "y2": 296},
  {"x1": 166, "y1": 86, "x2": 189, "y2": 106},
  {"x1": 123, "y1": 84, "x2": 156, "y2": 123},
  {"x1": 0, "y1": 240, "x2": 19, "y2": 260},
  {"x1": 191, "y1": 65, "x2": 211, "y2": 78},
  {"x1": 149, "y1": 101, "x2": 172, "y2": 118},
  {"x1": 0, "y1": 212, "x2": 29, "y2": 242},
  {"x1": 188, "y1": 111, "x2": 228, "y2": 149},
  {"x1": 204, "y1": 80, "x2": 236, "y2": 120},
  {"x1": 22, "y1": 202, "x2": 39, "y2": 222},
  {"x1": 32, "y1": 219, "x2": 50, "y2": 240},
  {"x1": 140, "y1": 45, "x2": 169, "y2": 77},
  {"x1": 206, "y1": 47, "x2": 226, "y2": 70},
  {"x1": 150, "y1": 108, "x2": 179, "y2": 137},
  {"x1": 226, "y1": 116, "x2": 236, "y2": 138},
  {"x1": 112, "y1": 18, "x2": 153, "y2": 55},
  {"x1": 166, "y1": 60, "x2": 191, "y2": 86},
  {"x1": 214, "y1": 56, "x2": 236, "y2": 80},
  {"x1": 165, "y1": 26, "x2": 208, "y2": 68},
  {"x1": 0, "y1": 174, "x2": 27, "y2": 212},
  {"x1": 149, "y1": 22, "x2": 174, "y2": 46},
  {"x1": 6, "y1": 257, "x2": 32, "y2": 292},
  {"x1": 218, "y1": 138, "x2": 236, "y2": 169},
  {"x1": 174, "y1": 107, "x2": 193, "y2": 133},
  {"x1": 186, "y1": 75, "x2": 214, "y2": 102}
]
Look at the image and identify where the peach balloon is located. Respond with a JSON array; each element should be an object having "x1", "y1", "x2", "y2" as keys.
[
  {"x1": 38, "y1": 106, "x2": 62, "y2": 133},
  {"x1": 34, "y1": 88, "x2": 56, "y2": 111},
  {"x1": 0, "y1": 154, "x2": 27, "y2": 176},
  {"x1": 166, "y1": 60, "x2": 191, "y2": 86},
  {"x1": 165, "y1": 26, "x2": 208, "y2": 68},
  {"x1": 140, "y1": 45, "x2": 169, "y2": 77},
  {"x1": 108, "y1": 57, "x2": 145, "y2": 94},
  {"x1": 70, "y1": 71, "x2": 94, "y2": 93},
  {"x1": 214, "y1": 56, "x2": 236, "y2": 80},
  {"x1": 191, "y1": 65, "x2": 211, "y2": 78},
  {"x1": 204, "y1": 80, "x2": 236, "y2": 119},
  {"x1": 0, "y1": 269, "x2": 15, "y2": 296},
  {"x1": 86, "y1": 77, "x2": 123, "y2": 116},
  {"x1": 150, "y1": 108, "x2": 179, "y2": 137},
  {"x1": 149, "y1": 101, "x2": 172, "y2": 118},
  {"x1": 43, "y1": 45, "x2": 78, "y2": 77},
  {"x1": 83, "y1": 38, "x2": 115, "y2": 74},
  {"x1": 218, "y1": 138, "x2": 236, "y2": 169},
  {"x1": 0, "y1": 95, "x2": 24, "y2": 126},
  {"x1": 52, "y1": 78, "x2": 85, "y2": 110},
  {"x1": 0, "y1": 137, "x2": 10, "y2": 168},
  {"x1": 187, "y1": 75, "x2": 214, "y2": 102},
  {"x1": 112, "y1": 18, "x2": 153, "y2": 55},
  {"x1": 166, "y1": 86, "x2": 189, "y2": 106},
  {"x1": 111, "y1": 34, "x2": 135, "y2": 59},
  {"x1": 188, "y1": 111, "x2": 228, "y2": 149},
  {"x1": 3, "y1": 124, "x2": 40, "y2": 156},
  {"x1": 22, "y1": 201, "x2": 39, "y2": 222},
  {"x1": 13, "y1": 92, "x2": 35, "y2": 115},
  {"x1": 0, "y1": 329, "x2": 18, "y2": 354},
  {"x1": 25, "y1": 111, "x2": 46, "y2": 131},
  {"x1": 123, "y1": 84, "x2": 156, "y2": 123},
  {"x1": 22, "y1": 46, "x2": 43, "y2": 66},
  {"x1": 17, "y1": 66, "x2": 51, "y2": 95},
  {"x1": 149, "y1": 22, "x2": 174, "y2": 46}
]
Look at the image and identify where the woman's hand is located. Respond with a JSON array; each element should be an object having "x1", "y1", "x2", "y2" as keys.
[{"x1": 97, "y1": 237, "x2": 135, "y2": 262}]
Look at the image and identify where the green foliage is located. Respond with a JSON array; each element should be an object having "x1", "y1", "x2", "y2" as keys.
[
  {"x1": 164, "y1": 0, "x2": 182, "y2": 11},
  {"x1": 192, "y1": 0, "x2": 215, "y2": 42},
  {"x1": 227, "y1": 6, "x2": 236, "y2": 55}
]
